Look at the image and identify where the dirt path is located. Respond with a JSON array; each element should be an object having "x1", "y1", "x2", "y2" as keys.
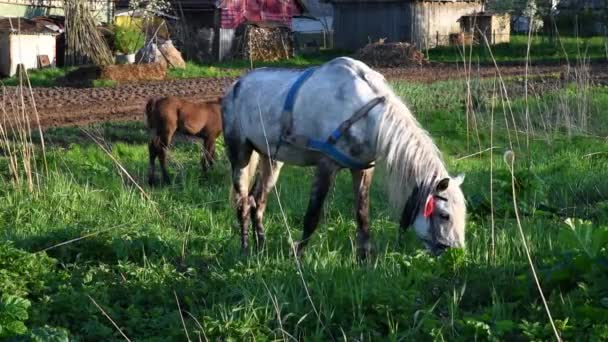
[
  {"x1": 3, "y1": 77, "x2": 236, "y2": 129},
  {"x1": 380, "y1": 61, "x2": 608, "y2": 83},
  {"x1": 3, "y1": 61, "x2": 608, "y2": 129}
]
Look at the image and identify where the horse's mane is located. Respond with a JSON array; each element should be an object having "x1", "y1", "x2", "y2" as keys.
[{"x1": 376, "y1": 92, "x2": 450, "y2": 212}]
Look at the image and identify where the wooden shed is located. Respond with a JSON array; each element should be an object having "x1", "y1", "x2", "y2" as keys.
[
  {"x1": 0, "y1": 17, "x2": 61, "y2": 76},
  {"x1": 327, "y1": 0, "x2": 483, "y2": 50},
  {"x1": 460, "y1": 12, "x2": 511, "y2": 45},
  {"x1": 173, "y1": 0, "x2": 303, "y2": 61}
]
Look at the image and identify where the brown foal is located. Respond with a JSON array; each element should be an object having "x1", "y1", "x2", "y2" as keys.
[{"x1": 144, "y1": 96, "x2": 222, "y2": 185}]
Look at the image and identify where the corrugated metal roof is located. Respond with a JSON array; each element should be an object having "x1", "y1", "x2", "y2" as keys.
[
  {"x1": 324, "y1": 0, "x2": 480, "y2": 3},
  {"x1": 218, "y1": 0, "x2": 302, "y2": 28},
  {"x1": 170, "y1": 0, "x2": 309, "y2": 13},
  {"x1": 0, "y1": 17, "x2": 60, "y2": 34}
]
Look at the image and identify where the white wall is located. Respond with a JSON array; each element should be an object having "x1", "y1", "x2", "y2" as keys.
[{"x1": 7, "y1": 34, "x2": 56, "y2": 76}]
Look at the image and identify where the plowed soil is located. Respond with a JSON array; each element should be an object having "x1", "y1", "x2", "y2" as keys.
[
  {"x1": 4, "y1": 77, "x2": 235, "y2": 129},
  {"x1": 4, "y1": 61, "x2": 608, "y2": 129}
]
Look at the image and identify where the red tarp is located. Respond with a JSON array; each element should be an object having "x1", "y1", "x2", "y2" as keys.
[{"x1": 220, "y1": 0, "x2": 302, "y2": 29}]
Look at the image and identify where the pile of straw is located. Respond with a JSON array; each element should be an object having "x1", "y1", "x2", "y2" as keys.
[{"x1": 64, "y1": 0, "x2": 113, "y2": 66}]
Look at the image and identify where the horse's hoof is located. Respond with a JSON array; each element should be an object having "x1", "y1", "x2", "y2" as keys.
[
  {"x1": 254, "y1": 234, "x2": 265, "y2": 251},
  {"x1": 240, "y1": 242, "x2": 250, "y2": 257},
  {"x1": 357, "y1": 248, "x2": 371, "y2": 263},
  {"x1": 292, "y1": 241, "x2": 306, "y2": 259},
  {"x1": 148, "y1": 178, "x2": 159, "y2": 186}
]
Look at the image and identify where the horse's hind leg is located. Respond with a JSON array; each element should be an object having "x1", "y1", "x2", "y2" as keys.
[
  {"x1": 250, "y1": 155, "x2": 283, "y2": 250},
  {"x1": 227, "y1": 141, "x2": 257, "y2": 254},
  {"x1": 351, "y1": 167, "x2": 374, "y2": 261},
  {"x1": 296, "y1": 160, "x2": 338, "y2": 256}
]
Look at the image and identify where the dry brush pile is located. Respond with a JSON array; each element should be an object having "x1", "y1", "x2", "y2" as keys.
[
  {"x1": 354, "y1": 39, "x2": 428, "y2": 68},
  {"x1": 64, "y1": 0, "x2": 114, "y2": 66},
  {"x1": 232, "y1": 24, "x2": 293, "y2": 62}
]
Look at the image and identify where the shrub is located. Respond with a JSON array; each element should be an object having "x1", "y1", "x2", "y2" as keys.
[{"x1": 113, "y1": 26, "x2": 145, "y2": 54}]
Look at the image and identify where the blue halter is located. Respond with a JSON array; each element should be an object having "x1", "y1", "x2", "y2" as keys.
[{"x1": 280, "y1": 68, "x2": 375, "y2": 170}]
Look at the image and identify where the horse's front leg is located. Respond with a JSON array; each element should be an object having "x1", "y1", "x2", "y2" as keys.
[
  {"x1": 158, "y1": 128, "x2": 174, "y2": 185},
  {"x1": 296, "y1": 160, "x2": 338, "y2": 257},
  {"x1": 351, "y1": 167, "x2": 374, "y2": 261},
  {"x1": 250, "y1": 155, "x2": 283, "y2": 250}
]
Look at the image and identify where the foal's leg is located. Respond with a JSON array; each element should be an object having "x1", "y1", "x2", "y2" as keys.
[
  {"x1": 158, "y1": 128, "x2": 175, "y2": 184},
  {"x1": 147, "y1": 137, "x2": 159, "y2": 186},
  {"x1": 296, "y1": 161, "x2": 338, "y2": 256},
  {"x1": 201, "y1": 137, "x2": 216, "y2": 173},
  {"x1": 351, "y1": 167, "x2": 374, "y2": 261},
  {"x1": 250, "y1": 155, "x2": 283, "y2": 250}
]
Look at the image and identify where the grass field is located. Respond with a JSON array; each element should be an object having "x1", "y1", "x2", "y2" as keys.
[
  {"x1": 1, "y1": 72, "x2": 608, "y2": 340},
  {"x1": 428, "y1": 35, "x2": 608, "y2": 64},
  {"x1": 0, "y1": 50, "x2": 345, "y2": 87}
]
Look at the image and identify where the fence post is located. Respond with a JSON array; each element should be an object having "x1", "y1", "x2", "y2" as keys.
[{"x1": 436, "y1": 31, "x2": 439, "y2": 47}]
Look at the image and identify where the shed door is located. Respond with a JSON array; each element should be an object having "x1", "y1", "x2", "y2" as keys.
[{"x1": 0, "y1": 33, "x2": 10, "y2": 77}]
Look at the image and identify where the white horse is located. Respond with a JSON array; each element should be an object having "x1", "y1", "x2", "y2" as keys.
[{"x1": 222, "y1": 57, "x2": 466, "y2": 258}]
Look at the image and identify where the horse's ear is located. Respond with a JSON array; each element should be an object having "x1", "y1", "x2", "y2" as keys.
[
  {"x1": 453, "y1": 173, "x2": 465, "y2": 186},
  {"x1": 436, "y1": 178, "x2": 450, "y2": 192}
]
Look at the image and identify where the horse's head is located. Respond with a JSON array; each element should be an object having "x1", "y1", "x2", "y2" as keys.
[{"x1": 402, "y1": 174, "x2": 466, "y2": 255}]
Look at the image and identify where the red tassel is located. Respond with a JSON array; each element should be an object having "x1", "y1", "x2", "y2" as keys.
[{"x1": 423, "y1": 195, "x2": 435, "y2": 218}]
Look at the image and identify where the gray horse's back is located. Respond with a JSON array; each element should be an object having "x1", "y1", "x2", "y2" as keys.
[{"x1": 222, "y1": 57, "x2": 388, "y2": 166}]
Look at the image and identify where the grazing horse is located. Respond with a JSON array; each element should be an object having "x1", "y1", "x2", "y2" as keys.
[
  {"x1": 144, "y1": 96, "x2": 222, "y2": 185},
  {"x1": 222, "y1": 57, "x2": 466, "y2": 258}
]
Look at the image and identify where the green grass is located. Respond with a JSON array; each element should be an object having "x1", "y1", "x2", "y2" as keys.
[
  {"x1": 0, "y1": 50, "x2": 343, "y2": 87},
  {"x1": 1, "y1": 67, "x2": 118, "y2": 88},
  {"x1": 1, "y1": 79, "x2": 608, "y2": 340},
  {"x1": 428, "y1": 34, "x2": 608, "y2": 64},
  {"x1": 168, "y1": 49, "x2": 348, "y2": 79},
  {"x1": 167, "y1": 64, "x2": 243, "y2": 79},
  {"x1": 1, "y1": 67, "x2": 77, "y2": 87}
]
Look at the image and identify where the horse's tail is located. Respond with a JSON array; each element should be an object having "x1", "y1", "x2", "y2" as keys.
[
  {"x1": 229, "y1": 150, "x2": 260, "y2": 208},
  {"x1": 144, "y1": 98, "x2": 157, "y2": 129}
]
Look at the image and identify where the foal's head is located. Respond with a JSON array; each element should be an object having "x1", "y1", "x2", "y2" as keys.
[{"x1": 407, "y1": 174, "x2": 466, "y2": 255}]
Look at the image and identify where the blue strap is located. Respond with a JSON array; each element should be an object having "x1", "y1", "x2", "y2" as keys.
[
  {"x1": 283, "y1": 67, "x2": 317, "y2": 114},
  {"x1": 329, "y1": 128, "x2": 343, "y2": 142},
  {"x1": 307, "y1": 139, "x2": 373, "y2": 170},
  {"x1": 280, "y1": 67, "x2": 372, "y2": 170}
]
